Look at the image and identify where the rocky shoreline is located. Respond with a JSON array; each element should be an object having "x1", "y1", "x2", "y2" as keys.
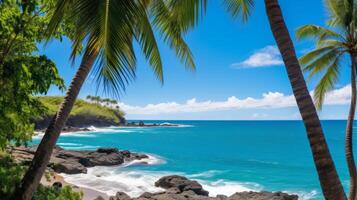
[
  {"x1": 35, "y1": 122, "x2": 180, "y2": 133},
  {"x1": 11, "y1": 146, "x2": 298, "y2": 200},
  {"x1": 96, "y1": 175, "x2": 298, "y2": 200},
  {"x1": 10, "y1": 145, "x2": 149, "y2": 174}
]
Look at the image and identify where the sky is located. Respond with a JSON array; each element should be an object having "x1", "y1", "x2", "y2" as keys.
[{"x1": 39, "y1": 0, "x2": 352, "y2": 120}]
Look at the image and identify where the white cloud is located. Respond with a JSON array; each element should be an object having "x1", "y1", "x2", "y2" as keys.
[
  {"x1": 118, "y1": 85, "x2": 351, "y2": 115},
  {"x1": 231, "y1": 45, "x2": 283, "y2": 68}
]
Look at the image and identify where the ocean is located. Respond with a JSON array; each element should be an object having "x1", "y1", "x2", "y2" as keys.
[{"x1": 32, "y1": 120, "x2": 353, "y2": 200}]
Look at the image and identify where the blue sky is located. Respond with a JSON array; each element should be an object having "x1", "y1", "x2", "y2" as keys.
[{"x1": 40, "y1": 0, "x2": 351, "y2": 120}]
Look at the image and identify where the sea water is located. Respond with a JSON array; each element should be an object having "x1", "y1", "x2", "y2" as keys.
[{"x1": 31, "y1": 120, "x2": 354, "y2": 199}]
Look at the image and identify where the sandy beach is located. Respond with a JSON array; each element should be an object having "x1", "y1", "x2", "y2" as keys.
[{"x1": 41, "y1": 172, "x2": 109, "y2": 200}]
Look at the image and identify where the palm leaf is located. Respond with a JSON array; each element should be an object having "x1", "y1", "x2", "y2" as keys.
[
  {"x1": 296, "y1": 25, "x2": 343, "y2": 42},
  {"x1": 150, "y1": 0, "x2": 196, "y2": 70},
  {"x1": 223, "y1": 0, "x2": 254, "y2": 22},
  {"x1": 299, "y1": 46, "x2": 337, "y2": 67},
  {"x1": 313, "y1": 56, "x2": 341, "y2": 109}
]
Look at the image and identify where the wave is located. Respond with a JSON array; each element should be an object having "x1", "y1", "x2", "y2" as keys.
[
  {"x1": 122, "y1": 154, "x2": 166, "y2": 167},
  {"x1": 62, "y1": 167, "x2": 167, "y2": 197},
  {"x1": 200, "y1": 179, "x2": 261, "y2": 197},
  {"x1": 247, "y1": 159, "x2": 279, "y2": 165},
  {"x1": 62, "y1": 163, "x2": 316, "y2": 199},
  {"x1": 187, "y1": 170, "x2": 225, "y2": 178}
]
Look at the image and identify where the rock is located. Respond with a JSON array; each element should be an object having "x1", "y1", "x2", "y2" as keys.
[
  {"x1": 94, "y1": 196, "x2": 106, "y2": 200},
  {"x1": 52, "y1": 182, "x2": 62, "y2": 189},
  {"x1": 52, "y1": 160, "x2": 87, "y2": 174},
  {"x1": 228, "y1": 191, "x2": 298, "y2": 200},
  {"x1": 11, "y1": 145, "x2": 148, "y2": 175},
  {"x1": 155, "y1": 175, "x2": 209, "y2": 196},
  {"x1": 108, "y1": 176, "x2": 298, "y2": 200},
  {"x1": 110, "y1": 192, "x2": 132, "y2": 200},
  {"x1": 97, "y1": 148, "x2": 119, "y2": 154}
]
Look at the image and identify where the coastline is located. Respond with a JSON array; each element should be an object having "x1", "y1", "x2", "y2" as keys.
[{"x1": 27, "y1": 123, "x2": 322, "y2": 199}]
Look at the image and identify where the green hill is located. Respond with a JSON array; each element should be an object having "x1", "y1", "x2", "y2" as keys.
[{"x1": 34, "y1": 96, "x2": 126, "y2": 129}]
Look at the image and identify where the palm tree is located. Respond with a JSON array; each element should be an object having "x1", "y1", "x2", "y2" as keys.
[
  {"x1": 295, "y1": 1, "x2": 357, "y2": 199},
  {"x1": 222, "y1": 0, "x2": 346, "y2": 199},
  {"x1": 14, "y1": 0, "x2": 201, "y2": 199}
]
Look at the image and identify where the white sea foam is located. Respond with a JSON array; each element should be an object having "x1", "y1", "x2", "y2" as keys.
[
  {"x1": 200, "y1": 179, "x2": 260, "y2": 197},
  {"x1": 32, "y1": 126, "x2": 134, "y2": 140},
  {"x1": 122, "y1": 154, "x2": 166, "y2": 167},
  {"x1": 62, "y1": 156, "x2": 168, "y2": 197},
  {"x1": 247, "y1": 159, "x2": 279, "y2": 165},
  {"x1": 57, "y1": 142, "x2": 81, "y2": 146},
  {"x1": 187, "y1": 170, "x2": 225, "y2": 178},
  {"x1": 62, "y1": 163, "x2": 317, "y2": 199}
]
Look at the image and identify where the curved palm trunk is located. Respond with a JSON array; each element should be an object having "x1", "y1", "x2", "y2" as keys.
[
  {"x1": 13, "y1": 49, "x2": 98, "y2": 200},
  {"x1": 264, "y1": 0, "x2": 346, "y2": 199},
  {"x1": 346, "y1": 55, "x2": 357, "y2": 200}
]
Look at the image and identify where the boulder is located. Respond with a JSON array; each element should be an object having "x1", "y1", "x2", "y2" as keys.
[
  {"x1": 11, "y1": 145, "x2": 148, "y2": 175},
  {"x1": 155, "y1": 175, "x2": 209, "y2": 196},
  {"x1": 228, "y1": 191, "x2": 298, "y2": 200},
  {"x1": 52, "y1": 160, "x2": 87, "y2": 174},
  {"x1": 110, "y1": 192, "x2": 131, "y2": 200},
  {"x1": 97, "y1": 148, "x2": 119, "y2": 154}
]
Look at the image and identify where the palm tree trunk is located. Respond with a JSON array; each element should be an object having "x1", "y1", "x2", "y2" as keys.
[
  {"x1": 346, "y1": 55, "x2": 357, "y2": 200},
  {"x1": 13, "y1": 49, "x2": 98, "y2": 200},
  {"x1": 264, "y1": 0, "x2": 346, "y2": 199}
]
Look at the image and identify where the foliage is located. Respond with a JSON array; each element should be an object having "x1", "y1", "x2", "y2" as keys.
[
  {"x1": 33, "y1": 185, "x2": 82, "y2": 200},
  {"x1": 37, "y1": 96, "x2": 125, "y2": 123},
  {"x1": 0, "y1": 151, "x2": 81, "y2": 200},
  {"x1": 296, "y1": 0, "x2": 357, "y2": 109},
  {"x1": 0, "y1": 0, "x2": 67, "y2": 149},
  {"x1": 46, "y1": 0, "x2": 204, "y2": 97},
  {"x1": 0, "y1": 151, "x2": 26, "y2": 199}
]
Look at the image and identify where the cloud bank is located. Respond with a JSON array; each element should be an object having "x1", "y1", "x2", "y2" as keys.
[
  {"x1": 231, "y1": 45, "x2": 283, "y2": 68},
  {"x1": 119, "y1": 85, "x2": 350, "y2": 115}
]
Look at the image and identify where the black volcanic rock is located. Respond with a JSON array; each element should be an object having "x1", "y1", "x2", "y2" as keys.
[
  {"x1": 155, "y1": 175, "x2": 209, "y2": 196},
  {"x1": 109, "y1": 176, "x2": 298, "y2": 200},
  {"x1": 11, "y1": 145, "x2": 148, "y2": 174}
]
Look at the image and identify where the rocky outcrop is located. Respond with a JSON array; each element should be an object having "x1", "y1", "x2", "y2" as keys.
[
  {"x1": 10, "y1": 146, "x2": 148, "y2": 174},
  {"x1": 155, "y1": 175, "x2": 209, "y2": 196},
  {"x1": 106, "y1": 175, "x2": 298, "y2": 200},
  {"x1": 35, "y1": 114, "x2": 124, "y2": 130}
]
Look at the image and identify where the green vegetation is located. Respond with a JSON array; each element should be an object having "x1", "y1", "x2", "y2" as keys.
[
  {"x1": 296, "y1": 1, "x2": 357, "y2": 199},
  {"x1": 33, "y1": 185, "x2": 82, "y2": 200},
  {"x1": 0, "y1": 0, "x2": 82, "y2": 199},
  {"x1": 0, "y1": 0, "x2": 66, "y2": 149},
  {"x1": 36, "y1": 96, "x2": 125, "y2": 124},
  {"x1": 0, "y1": 151, "x2": 81, "y2": 200}
]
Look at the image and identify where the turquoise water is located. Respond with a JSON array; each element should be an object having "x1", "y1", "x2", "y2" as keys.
[{"x1": 32, "y1": 120, "x2": 353, "y2": 199}]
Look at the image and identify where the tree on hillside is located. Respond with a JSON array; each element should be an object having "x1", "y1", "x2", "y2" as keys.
[
  {"x1": 296, "y1": 0, "x2": 357, "y2": 198},
  {"x1": 15, "y1": 0, "x2": 203, "y2": 199}
]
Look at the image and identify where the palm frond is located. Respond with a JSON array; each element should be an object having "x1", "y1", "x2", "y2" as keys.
[
  {"x1": 313, "y1": 56, "x2": 341, "y2": 109},
  {"x1": 45, "y1": 0, "x2": 75, "y2": 39},
  {"x1": 168, "y1": 0, "x2": 207, "y2": 32},
  {"x1": 223, "y1": 0, "x2": 254, "y2": 22},
  {"x1": 134, "y1": 4, "x2": 164, "y2": 83},
  {"x1": 325, "y1": 0, "x2": 348, "y2": 26},
  {"x1": 299, "y1": 46, "x2": 337, "y2": 67},
  {"x1": 317, "y1": 39, "x2": 345, "y2": 48},
  {"x1": 296, "y1": 25, "x2": 343, "y2": 42},
  {"x1": 150, "y1": 0, "x2": 196, "y2": 70},
  {"x1": 47, "y1": 0, "x2": 199, "y2": 96}
]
